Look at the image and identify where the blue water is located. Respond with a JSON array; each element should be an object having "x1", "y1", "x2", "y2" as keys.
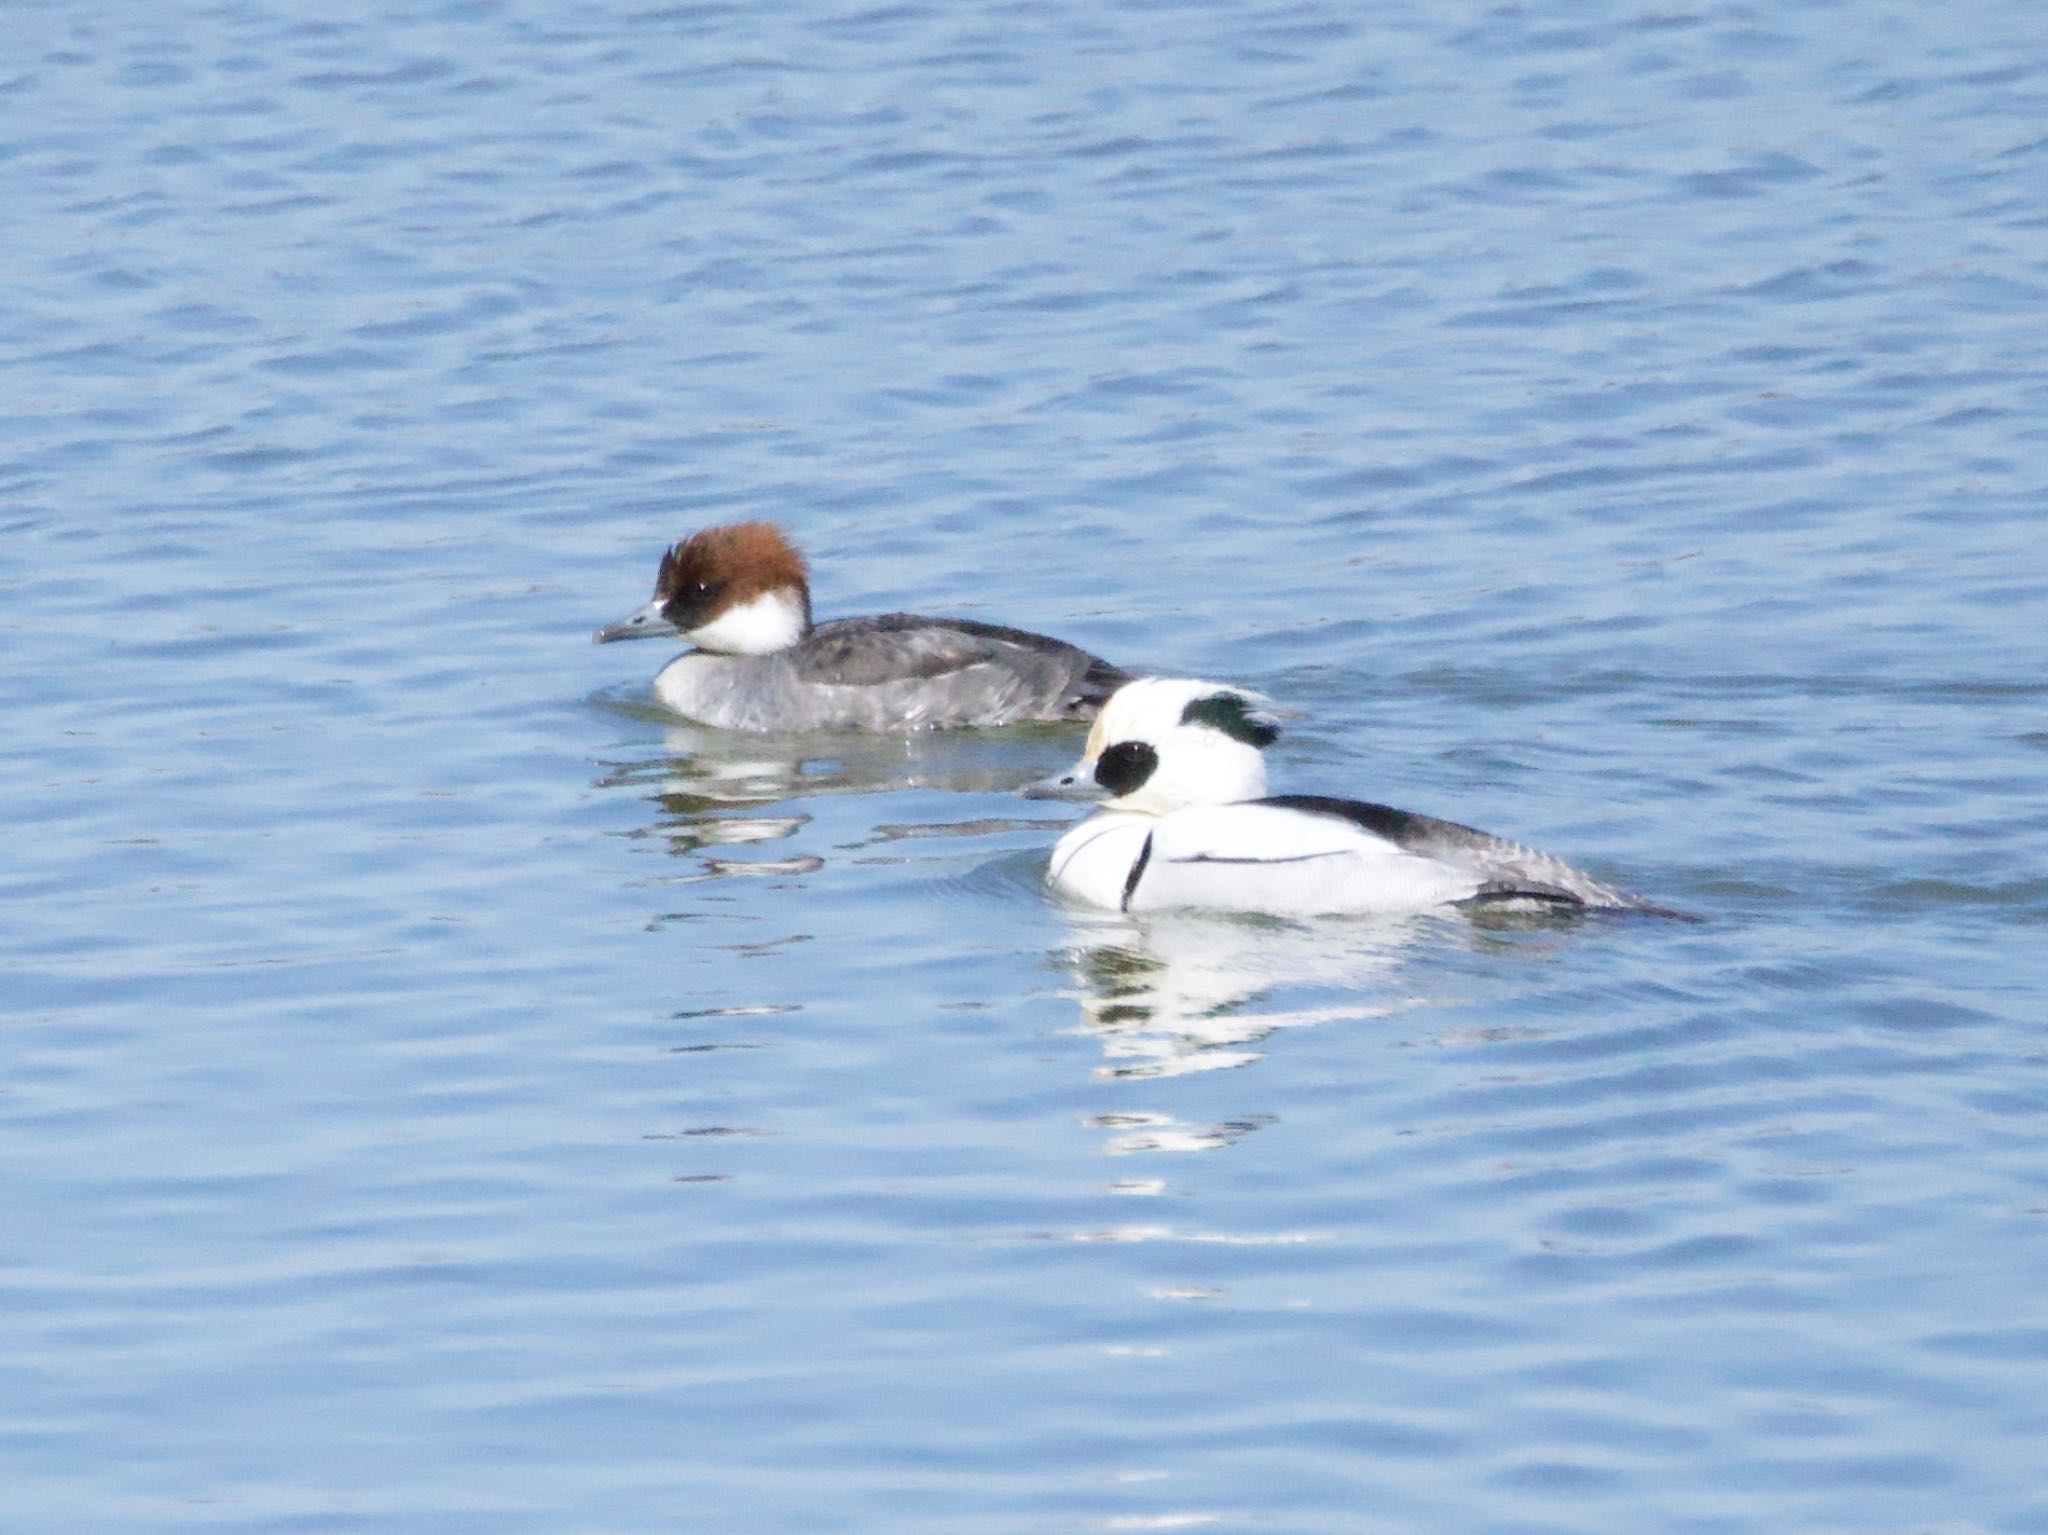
[{"x1": 6, "y1": 1, "x2": 2048, "y2": 1530}]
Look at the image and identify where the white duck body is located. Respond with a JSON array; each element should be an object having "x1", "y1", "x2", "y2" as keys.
[
  {"x1": 1029, "y1": 678, "x2": 1671, "y2": 919},
  {"x1": 1050, "y1": 801, "x2": 1489, "y2": 916}
]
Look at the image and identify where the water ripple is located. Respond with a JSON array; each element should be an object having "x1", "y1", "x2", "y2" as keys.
[{"x1": 6, "y1": 0, "x2": 2047, "y2": 1531}]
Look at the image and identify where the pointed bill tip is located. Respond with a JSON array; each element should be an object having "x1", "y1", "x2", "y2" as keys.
[
  {"x1": 593, "y1": 598, "x2": 673, "y2": 645},
  {"x1": 1020, "y1": 764, "x2": 1106, "y2": 802}
]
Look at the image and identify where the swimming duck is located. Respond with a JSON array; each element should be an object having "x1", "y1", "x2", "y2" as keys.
[
  {"x1": 1025, "y1": 678, "x2": 1674, "y2": 917},
  {"x1": 595, "y1": 522, "x2": 1127, "y2": 731}
]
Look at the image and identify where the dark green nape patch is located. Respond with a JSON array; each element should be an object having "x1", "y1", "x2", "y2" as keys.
[
  {"x1": 1095, "y1": 740, "x2": 1159, "y2": 796},
  {"x1": 1180, "y1": 692, "x2": 1280, "y2": 748}
]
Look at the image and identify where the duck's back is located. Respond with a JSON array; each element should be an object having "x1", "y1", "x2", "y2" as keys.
[
  {"x1": 1256, "y1": 795, "x2": 1658, "y2": 911},
  {"x1": 1124, "y1": 801, "x2": 1478, "y2": 915},
  {"x1": 791, "y1": 615, "x2": 1125, "y2": 728},
  {"x1": 1104, "y1": 797, "x2": 1657, "y2": 917},
  {"x1": 654, "y1": 614, "x2": 1126, "y2": 730}
]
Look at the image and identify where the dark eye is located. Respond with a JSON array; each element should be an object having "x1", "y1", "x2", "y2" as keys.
[{"x1": 668, "y1": 577, "x2": 723, "y2": 611}]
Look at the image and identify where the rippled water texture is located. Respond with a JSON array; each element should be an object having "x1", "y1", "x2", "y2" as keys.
[{"x1": 6, "y1": 1, "x2": 2048, "y2": 1531}]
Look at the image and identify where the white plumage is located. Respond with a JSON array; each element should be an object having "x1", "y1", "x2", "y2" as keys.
[{"x1": 1027, "y1": 678, "x2": 1674, "y2": 919}]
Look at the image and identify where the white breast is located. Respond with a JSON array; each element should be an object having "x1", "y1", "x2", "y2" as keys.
[
  {"x1": 653, "y1": 653, "x2": 804, "y2": 731},
  {"x1": 1046, "y1": 815, "x2": 1157, "y2": 911}
]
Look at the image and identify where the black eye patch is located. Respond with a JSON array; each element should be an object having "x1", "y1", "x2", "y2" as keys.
[
  {"x1": 1178, "y1": 692, "x2": 1279, "y2": 747},
  {"x1": 662, "y1": 577, "x2": 727, "y2": 627},
  {"x1": 1095, "y1": 740, "x2": 1160, "y2": 796}
]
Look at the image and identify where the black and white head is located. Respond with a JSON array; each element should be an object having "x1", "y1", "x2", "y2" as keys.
[{"x1": 1023, "y1": 678, "x2": 1286, "y2": 814}]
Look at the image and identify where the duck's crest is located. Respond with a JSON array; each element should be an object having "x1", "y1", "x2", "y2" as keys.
[{"x1": 658, "y1": 522, "x2": 810, "y2": 607}]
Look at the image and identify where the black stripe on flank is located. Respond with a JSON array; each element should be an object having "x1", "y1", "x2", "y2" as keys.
[
  {"x1": 1461, "y1": 884, "x2": 1584, "y2": 908},
  {"x1": 1120, "y1": 831, "x2": 1155, "y2": 912},
  {"x1": 1254, "y1": 794, "x2": 1467, "y2": 845},
  {"x1": 1163, "y1": 851, "x2": 1349, "y2": 866}
]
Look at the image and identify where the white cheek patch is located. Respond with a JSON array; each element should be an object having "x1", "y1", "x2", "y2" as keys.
[
  {"x1": 1082, "y1": 711, "x2": 1107, "y2": 765},
  {"x1": 687, "y1": 589, "x2": 807, "y2": 655}
]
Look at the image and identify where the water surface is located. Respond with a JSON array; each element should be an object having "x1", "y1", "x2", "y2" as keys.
[{"x1": 6, "y1": 1, "x2": 2048, "y2": 1531}]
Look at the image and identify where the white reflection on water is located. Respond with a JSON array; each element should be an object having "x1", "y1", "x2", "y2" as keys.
[{"x1": 1054, "y1": 908, "x2": 1426, "y2": 1082}]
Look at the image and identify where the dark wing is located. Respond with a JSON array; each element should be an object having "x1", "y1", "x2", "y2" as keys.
[
  {"x1": 793, "y1": 615, "x2": 1128, "y2": 716},
  {"x1": 909, "y1": 616, "x2": 1130, "y2": 713},
  {"x1": 1254, "y1": 794, "x2": 1672, "y2": 913},
  {"x1": 794, "y1": 616, "x2": 1005, "y2": 686},
  {"x1": 1062, "y1": 650, "x2": 1129, "y2": 715}
]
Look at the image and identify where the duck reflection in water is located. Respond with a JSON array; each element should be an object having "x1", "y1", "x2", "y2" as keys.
[
  {"x1": 1056, "y1": 897, "x2": 1592, "y2": 1085},
  {"x1": 594, "y1": 712, "x2": 1082, "y2": 877},
  {"x1": 1055, "y1": 907, "x2": 1422, "y2": 1081}
]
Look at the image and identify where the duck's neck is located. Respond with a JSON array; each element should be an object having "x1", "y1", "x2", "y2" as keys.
[{"x1": 689, "y1": 587, "x2": 811, "y2": 655}]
